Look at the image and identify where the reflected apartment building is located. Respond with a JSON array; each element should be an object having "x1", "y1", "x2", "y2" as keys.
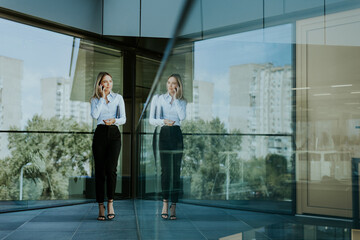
[
  {"x1": 186, "y1": 80, "x2": 214, "y2": 122},
  {"x1": 40, "y1": 77, "x2": 92, "y2": 125},
  {"x1": 229, "y1": 63, "x2": 293, "y2": 161},
  {"x1": 0, "y1": 56, "x2": 22, "y2": 159}
]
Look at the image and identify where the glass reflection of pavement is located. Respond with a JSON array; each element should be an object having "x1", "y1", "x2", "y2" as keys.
[
  {"x1": 0, "y1": 199, "x2": 354, "y2": 240},
  {"x1": 222, "y1": 222, "x2": 351, "y2": 240},
  {"x1": 135, "y1": 200, "x2": 354, "y2": 240}
]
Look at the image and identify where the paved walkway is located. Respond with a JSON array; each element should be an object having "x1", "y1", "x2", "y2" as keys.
[{"x1": 0, "y1": 199, "x2": 353, "y2": 240}]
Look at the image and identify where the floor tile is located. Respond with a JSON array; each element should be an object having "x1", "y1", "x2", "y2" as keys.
[
  {"x1": 187, "y1": 213, "x2": 238, "y2": 222},
  {"x1": 4, "y1": 231, "x2": 73, "y2": 240},
  {"x1": 30, "y1": 215, "x2": 84, "y2": 222},
  {"x1": 77, "y1": 221, "x2": 136, "y2": 231},
  {"x1": 140, "y1": 229, "x2": 206, "y2": 240},
  {"x1": 0, "y1": 223, "x2": 25, "y2": 231},
  {"x1": 17, "y1": 222, "x2": 80, "y2": 232},
  {"x1": 0, "y1": 231, "x2": 12, "y2": 239},
  {"x1": 239, "y1": 214, "x2": 287, "y2": 228},
  {"x1": 192, "y1": 220, "x2": 252, "y2": 232},
  {"x1": 201, "y1": 230, "x2": 240, "y2": 240},
  {"x1": 0, "y1": 215, "x2": 36, "y2": 223},
  {"x1": 0, "y1": 199, "x2": 354, "y2": 240},
  {"x1": 72, "y1": 230, "x2": 137, "y2": 240}
]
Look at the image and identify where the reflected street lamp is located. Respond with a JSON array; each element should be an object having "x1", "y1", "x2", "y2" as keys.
[
  {"x1": 220, "y1": 151, "x2": 238, "y2": 200},
  {"x1": 19, "y1": 162, "x2": 32, "y2": 200}
]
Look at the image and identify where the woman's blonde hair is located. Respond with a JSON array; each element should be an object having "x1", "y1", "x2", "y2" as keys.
[
  {"x1": 91, "y1": 72, "x2": 112, "y2": 100},
  {"x1": 168, "y1": 73, "x2": 184, "y2": 99}
]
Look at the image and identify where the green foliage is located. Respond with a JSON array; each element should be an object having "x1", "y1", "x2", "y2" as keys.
[
  {"x1": 181, "y1": 118, "x2": 242, "y2": 199},
  {"x1": 265, "y1": 154, "x2": 291, "y2": 200},
  {"x1": 0, "y1": 115, "x2": 92, "y2": 200},
  {"x1": 181, "y1": 118, "x2": 291, "y2": 201},
  {"x1": 241, "y1": 156, "x2": 267, "y2": 199}
]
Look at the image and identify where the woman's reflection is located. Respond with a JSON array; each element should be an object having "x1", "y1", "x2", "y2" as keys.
[{"x1": 149, "y1": 73, "x2": 186, "y2": 220}]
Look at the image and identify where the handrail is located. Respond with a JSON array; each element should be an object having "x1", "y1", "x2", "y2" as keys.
[
  {"x1": 136, "y1": 132, "x2": 293, "y2": 137},
  {"x1": 0, "y1": 130, "x2": 133, "y2": 134}
]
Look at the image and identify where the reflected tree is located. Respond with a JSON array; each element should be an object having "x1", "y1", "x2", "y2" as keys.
[
  {"x1": 265, "y1": 154, "x2": 291, "y2": 200},
  {"x1": 0, "y1": 115, "x2": 92, "y2": 200},
  {"x1": 181, "y1": 118, "x2": 291, "y2": 201},
  {"x1": 181, "y1": 118, "x2": 242, "y2": 199}
]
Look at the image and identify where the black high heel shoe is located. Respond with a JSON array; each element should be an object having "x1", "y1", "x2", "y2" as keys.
[
  {"x1": 161, "y1": 199, "x2": 169, "y2": 220},
  {"x1": 169, "y1": 203, "x2": 177, "y2": 220},
  {"x1": 107, "y1": 199, "x2": 115, "y2": 220},
  {"x1": 97, "y1": 203, "x2": 106, "y2": 221}
]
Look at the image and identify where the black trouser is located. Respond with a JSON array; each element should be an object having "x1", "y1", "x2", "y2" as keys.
[
  {"x1": 92, "y1": 125, "x2": 121, "y2": 203},
  {"x1": 159, "y1": 126, "x2": 183, "y2": 203},
  {"x1": 152, "y1": 126, "x2": 159, "y2": 163}
]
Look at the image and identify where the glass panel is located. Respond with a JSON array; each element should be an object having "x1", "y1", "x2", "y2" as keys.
[
  {"x1": 136, "y1": 0, "x2": 360, "y2": 222},
  {"x1": 136, "y1": 56, "x2": 161, "y2": 123},
  {"x1": 181, "y1": 135, "x2": 292, "y2": 202},
  {"x1": 0, "y1": 17, "x2": 126, "y2": 211},
  {"x1": 0, "y1": 18, "x2": 123, "y2": 133},
  {"x1": 0, "y1": 132, "x2": 93, "y2": 211},
  {"x1": 137, "y1": 23, "x2": 294, "y2": 214}
]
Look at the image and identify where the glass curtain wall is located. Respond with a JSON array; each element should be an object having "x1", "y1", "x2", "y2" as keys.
[
  {"x1": 137, "y1": 3, "x2": 294, "y2": 215},
  {"x1": 0, "y1": 18, "x2": 126, "y2": 212},
  {"x1": 136, "y1": 0, "x2": 360, "y2": 220}
]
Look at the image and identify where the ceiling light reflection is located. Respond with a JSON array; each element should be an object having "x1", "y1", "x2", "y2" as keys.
[{"x1": 331, "y1": 84, "x2": 352, "y2": 88}]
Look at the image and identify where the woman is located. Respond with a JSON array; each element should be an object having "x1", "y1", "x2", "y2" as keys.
[
  {"x1": 90, "y1": 72, "x2": 126, "y2": 221},
  {"x1": 149, "y1": 74, "x2": 186, "y2": 220}
]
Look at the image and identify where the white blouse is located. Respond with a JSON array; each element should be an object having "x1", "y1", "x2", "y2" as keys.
[
  {"x1": 149, "y1": 93, "x2": 186, "y2": 127},
  {"x1": 91, "y1": 92, "x2": 126, "y2": 126}
]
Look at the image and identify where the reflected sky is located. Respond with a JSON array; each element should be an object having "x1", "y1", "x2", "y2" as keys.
[
  {"x1": 0, "y1": 17, "x2": 293, "y2": 130},
  {"x1": 0, "y1": 18, "x2": 73, "y2": 128},
  {"x1": 194, "y1": 24, "x2": 293, "y2": 128}
]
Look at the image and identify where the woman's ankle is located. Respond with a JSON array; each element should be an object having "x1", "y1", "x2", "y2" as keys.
[{"x1": 107, "y1": 200, "x2": 114, "y2": 213}]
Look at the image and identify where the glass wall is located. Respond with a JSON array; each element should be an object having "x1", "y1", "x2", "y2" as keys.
[
  {"x1": 136, "y1": 0, "x2": 360, "y2": 219},
  {"x1": 138, "y1": 38, "x2": 294, "y2": 212},
  {"x1": 137, "y1": 8, "x2": 294, "y2": 215},
  {"x1": 0, "y1": 18, "x2": 127, "y2": 211}
]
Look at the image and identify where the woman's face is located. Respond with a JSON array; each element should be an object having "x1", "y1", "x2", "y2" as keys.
[
  {"x1": 100, "y1": 75, "x2": 113, "y2": 92},
  {"x1": 167, "y1": 76, "x2": 179, "y2": 95}
]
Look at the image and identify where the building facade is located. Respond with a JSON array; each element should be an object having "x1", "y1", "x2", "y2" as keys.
[
  {"x1": 229, "y1": 63, "x2": 292, "y2": 161},
  {"x1": 41, "y1": 77, "x2": 92, "y2": 124},
  {"x1": 0, "y1": 56, "x2": 22, "y2": 159}
]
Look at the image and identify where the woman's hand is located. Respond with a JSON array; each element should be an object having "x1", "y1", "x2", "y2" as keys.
[
  {"x1": 98, "y1": 85, "x2": 105, "y2": 98},
  {"x1": 103, "y1": 118, "x2": 115, "y2": 125},
  {"x1": 172, "y1": 87, "x2": 181, "y2": 100},
  {"x1": 164, "y1": 119, "x2": 175, "y2": 126}
]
